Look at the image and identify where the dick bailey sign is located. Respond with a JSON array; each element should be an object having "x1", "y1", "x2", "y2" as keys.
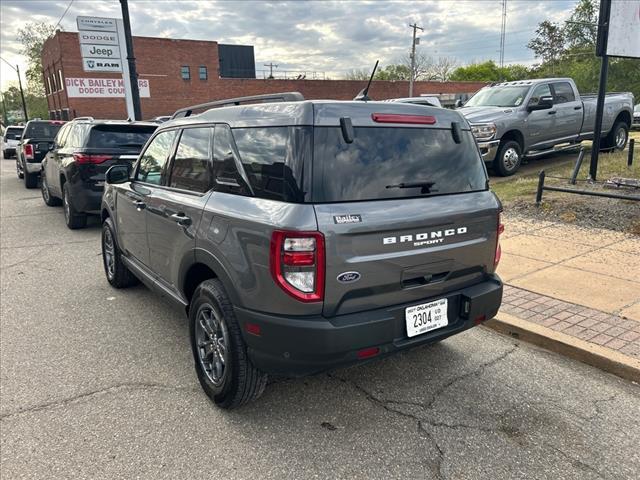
[{"x1": 66, "y1": 78, "x2": 151, "y2": 98}]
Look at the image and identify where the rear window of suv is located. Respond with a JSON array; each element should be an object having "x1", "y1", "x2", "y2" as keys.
[
  {"x1": 4, "y1": 127, "x2": 24, "y2": 140},
  {"x1": 24, "y1": 121, "x2": 63, "y2": 140},
  {"x1": 312, "y1": 127, "x2": 487, "y2": 202},
  {"x1": 87, "y1": 124, "x2": 157, "y2": 150}
]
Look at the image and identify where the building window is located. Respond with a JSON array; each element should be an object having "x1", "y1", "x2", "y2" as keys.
[
  {"x1": 44, "y1": 74, "x2": 50, "y2": 95},
  {"x1": 181, "y1": 66, "x2": 190, "y2": 80},
  {"x1": 58, "y1": 69, "x2": 64, "y2": 91},
  {"x1": 199, "y1": 66, "x2": 207, "y2": 80}
]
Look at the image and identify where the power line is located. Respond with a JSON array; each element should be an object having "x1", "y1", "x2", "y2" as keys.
[{"x1": 53, "y1": 0, "x2": 75, "y2": 31}]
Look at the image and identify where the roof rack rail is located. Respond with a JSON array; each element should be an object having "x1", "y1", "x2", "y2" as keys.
[
  {"x1": 171, "y1": 92, "x2": 305, "y2": 119},
  {"x1": 73, "y1": 116, "x2": 95, "y2": 121}
]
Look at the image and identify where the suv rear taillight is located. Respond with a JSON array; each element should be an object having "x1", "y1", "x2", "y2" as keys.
[
  {"x1": 495, "y1": 212, "x2": 505, "y2": 267},
  {"x1": 270, "y1": 230, "x2": 325, "y2": 302},
  {"x1": 73, "y1": 153, "x2": 112, "y2": 164},
  {"x1": 24, "y1": 144, "x2": 34, "y2": 160}
]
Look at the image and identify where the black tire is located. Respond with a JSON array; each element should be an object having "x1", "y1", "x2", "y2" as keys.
[
  {"x1": 602, "y1": 121, "x2": 628, "y2": 152},
  {"x1": 41, "y1": 173, "x2": 62, "y2": 206},
  {"x1": 24, "y1": 170, "x2": 38, "y2": 188},
  {"x1": 101, "y1": 217, "x2": 139, "y2": 288},
  {"x1": 493, "y1": 140, "x2": 523, "y2": 176},
  {"x1": 63, "y1": 183, "x2": 87, "y2": 229},
  {"x1": 190, "y1": 279, "x2": 267, "y2": 409}
]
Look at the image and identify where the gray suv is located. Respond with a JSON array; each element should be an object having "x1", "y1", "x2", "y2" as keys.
[{"x1": 101, "y1": 93, "x2": 504, "y2": 408}]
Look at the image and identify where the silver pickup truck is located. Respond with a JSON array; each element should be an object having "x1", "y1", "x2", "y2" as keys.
[{"x1": 458, "y1": 78, "x2": 634, "y2": 175}]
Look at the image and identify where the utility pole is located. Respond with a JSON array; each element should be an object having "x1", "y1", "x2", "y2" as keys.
[
  {"x1": 1, "y1": 92, "x2": 8, "y2": 126},
  {"x1": 264, "y1": 62, "x2": 278, "y2": 79},
  {"x1": 408, "y1": 23, "x2": 423, "y2": 97},
  {"x1": 119, "y1": 0, "x2": 142, "y2": 120},
  {"x1": 499, "y1": 0, "x2": 507, "y2": 69},
  {"x1": 0, "y1": 57, "x2": 28, "y2": 122}
]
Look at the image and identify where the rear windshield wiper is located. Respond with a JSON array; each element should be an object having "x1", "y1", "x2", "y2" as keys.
[{"x1": 386, "y1": 181, "x2": 438, "y2": 194}]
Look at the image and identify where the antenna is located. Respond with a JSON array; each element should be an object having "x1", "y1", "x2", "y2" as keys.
[{"x1": 353, "y1": 60, "x2": 379, "y2": 101}]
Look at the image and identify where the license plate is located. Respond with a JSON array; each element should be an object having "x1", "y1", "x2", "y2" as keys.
[{"x1": 405, "y1": 298, "x2": 448, "y2": 338}]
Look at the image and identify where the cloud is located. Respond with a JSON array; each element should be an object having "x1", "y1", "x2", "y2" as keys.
[{"x1": 1, "y1": 0, "x2": 576, "y2": 89}]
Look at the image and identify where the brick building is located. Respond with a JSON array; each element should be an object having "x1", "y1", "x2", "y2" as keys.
[{"x1": 42, "y1": 31, "x2": 486, "y2": 120}]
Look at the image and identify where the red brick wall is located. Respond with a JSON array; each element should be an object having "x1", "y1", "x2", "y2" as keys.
[{"x1": 43, "y1": 32, "x2": 486, "y2": 120}]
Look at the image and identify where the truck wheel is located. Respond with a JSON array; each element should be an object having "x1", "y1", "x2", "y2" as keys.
[
  {"x1": 494, "y1": 140, "x2": 522, "y2": 176},
  {"x1": 603, "y1": 121, "x2": 628, "y2": 152},
  {"x1": 63, "y1": 183, "x2": 87, "y2": 229},
  {"x1": 41, "y1": 173, "x2": 62, "y2": 206},
  {"x1": 16, "y1": 161, "x2": 24, "y2": 179},
  {"x1": 102, "y1": 217, "x2": 139, "y2": 288},
  {"x1": 190, "y1": 279, "x2": 267, "y2": 409},
  {"x1": 24, "y1": 170, "x2": 38, "y2": 189}
]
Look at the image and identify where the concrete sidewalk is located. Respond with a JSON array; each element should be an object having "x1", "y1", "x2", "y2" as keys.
[{"x1": 489, "y1": 215, "x2": 640, "y2": 380}]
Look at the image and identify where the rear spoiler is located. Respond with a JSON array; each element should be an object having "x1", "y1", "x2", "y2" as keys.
[{"x1": 171, "y1": 92, "x2": 305, "y2": 119}]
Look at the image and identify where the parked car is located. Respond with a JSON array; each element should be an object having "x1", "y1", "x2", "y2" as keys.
[
  {"x1": 41, "y1": 117, "x2": 157, "y2": 229},
  {"x1": 384, "y1": 96, "x2": 443, "y2": 108},
  {"x1": 100, "y1": 92, "x2": 504, "y2": 409},
  {"x1": 458, "y1": 78, "x2": 635, "y2": 175},
  {"x1": 633, "y1": 104, "x2": 640, "y2": 129},
  {"x1": 16, "y1": 119, "x2": 65, "y2": 188},
  {"x1": 3, "y1": 126, "x2": 24, "y2": 159}
]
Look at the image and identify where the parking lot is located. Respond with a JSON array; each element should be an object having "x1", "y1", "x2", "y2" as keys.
[{"x1": 1, "y1": 153, "x2": 639, "y2": 479}]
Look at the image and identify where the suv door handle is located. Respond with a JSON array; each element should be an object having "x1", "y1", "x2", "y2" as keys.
[
  {"x1": 133, "y1": 200, "x2": 146, "y2": 210},
  {"x1": 574, "y1": 106, "x2": 582, "y2": 110},
  {"x1": 170, "y1": 213, "x2": 192, "y2": 226},
  {"x1": 548, "y1": 111, "x2": 557, "y2": 115}
]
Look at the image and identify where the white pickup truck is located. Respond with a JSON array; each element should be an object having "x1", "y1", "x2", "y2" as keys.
[{"x1": 458, "y1": 78, "x2": 634, "y2": 175}]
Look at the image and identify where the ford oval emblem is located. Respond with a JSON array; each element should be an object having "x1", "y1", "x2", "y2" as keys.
[{"x1": 337, "y1": 271, "x2": 361, "y2": 283}]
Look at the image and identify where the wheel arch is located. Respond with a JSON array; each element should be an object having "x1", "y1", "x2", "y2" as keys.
[
  {"x1": 500, "y1": 129, "x2": 525, "y2": 151},
  {"x1": 613, "y1": 110, "x2": 631, "y2": 129}
]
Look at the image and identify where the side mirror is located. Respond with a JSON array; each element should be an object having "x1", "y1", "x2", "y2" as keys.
[
  {"x1": 528, "y1": 95, "x2": 553, "y2": 111},
  {"x1": 105, "y1": 164, "x2": 131, "y2": 185},
  {"x1": 455, "y1": 99, "x2": 464, "y2": 108}
]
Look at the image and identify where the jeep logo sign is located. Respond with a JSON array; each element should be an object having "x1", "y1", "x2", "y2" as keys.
[{"x1": 81, "y1": 44, "x2": 121, "y2": 59}]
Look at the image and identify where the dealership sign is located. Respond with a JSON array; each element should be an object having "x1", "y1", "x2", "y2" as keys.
[
  {"x1": 66, "y1": 78, "x2": 150, "y2": 98},
  {"x1": 607, "y1": 0, "x2": 640, "y2": 59},
  {"x1": 77, "y1": 16, "x2": 122, "y2": 72},
  {"x1": 80, "y1": 43, "x2": 121, "y2": 60},
  {"x1": 82, "y1": 58, "x2": 123, "y2": 73},
  {"x1": 76, "y1": 16, "x2": 117, "y2": 32},
  {"x1": 78, "y1": 30, "x2": 118, "y2": 45}
]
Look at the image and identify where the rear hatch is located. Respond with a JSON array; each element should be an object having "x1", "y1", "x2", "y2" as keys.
[
  {"x1": 77, "y1": 123, "x2": 157, "y2": 185},
  {"x1": 311, "y1": 103, "x2": 500, "y2": 317},
  {"x1": 22, "y1": 121, "x2": 64, "y2": 162}
]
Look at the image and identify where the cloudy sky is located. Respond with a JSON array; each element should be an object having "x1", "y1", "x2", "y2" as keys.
[{"x1": 1, "y1": 0, "x2": 576, "y2": 90}]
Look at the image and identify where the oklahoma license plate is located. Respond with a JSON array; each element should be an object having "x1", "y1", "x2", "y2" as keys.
[{"x1": 405, "y1": 298, "x2": 448, "y2": 338}]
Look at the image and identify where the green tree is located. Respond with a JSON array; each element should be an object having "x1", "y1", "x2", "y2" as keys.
[
  {"x1": 449, "y1": 61, "x2": 531, "y2": 82},
  {"x1": 16, "y1": 22, "x2": 57, "y2": 95},
  {"x1": 1, "y1": 84, "x2": 49, "y2": 122},
  {"x1": 374, "y1": 64, "x2": 412, "y2": 81},
  {"x1": 527, "y1": 21, "x2": 566, "y2": 65}
]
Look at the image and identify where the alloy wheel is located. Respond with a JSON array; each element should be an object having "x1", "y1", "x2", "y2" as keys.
[
  {"x1": 103, "y1": 227, "x2": 116, "y2": 279},
  {"x1": 42, "y1": 177, "x2": 50, "y2": 203},
  {"x1": 195, "y1": 304, "x2": 229, "y2": 386},
  {"x1": 503, "y1": 147, "x2": 519, "y2": 171},
  {"x1": 63, "y1": 188, "x2": 70, "y2": 221},
  {"x1": 615, "y1": 128, "x2": 627, "y2": 149}
]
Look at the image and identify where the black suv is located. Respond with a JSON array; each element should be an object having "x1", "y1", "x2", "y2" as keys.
[
  {"x1": 41, "y1": 117, "x2": 157, "y2": 229},
  {"x1": 16, "y1": 119, "x2": 65, "y2": 188},
  {"x1": 101, "y1": 93, "x2": 503, "y2": 409}
]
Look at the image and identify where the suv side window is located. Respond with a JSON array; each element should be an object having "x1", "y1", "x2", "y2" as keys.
[
  {"x1": 169, "y1": 127, "x2": 212, "y2": 193},
  {"x1": 136, "y1": 130, "x2": 178, "y2": 185},
  {"x1": 529, "y1": 84, "x2": 552, "y2": 106},
  {"x1": 212, "y1": 124, "x2": 251, "y2": 196},
  {"x1": 56, "y1": 123, "x2": 72, "y2": 148},
  {"x1": 552, "y1": 82, "x2": 576, "y2": 104}
]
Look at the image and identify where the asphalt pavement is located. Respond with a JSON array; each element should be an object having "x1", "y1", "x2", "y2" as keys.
[{"x1": 1, "y1": 154, "x2": 639, "y2": 480}]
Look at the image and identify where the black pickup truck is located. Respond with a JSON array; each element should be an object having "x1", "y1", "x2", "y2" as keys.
[{"x1": 16, "y1": 120, "x2": 65, "y2": 188}]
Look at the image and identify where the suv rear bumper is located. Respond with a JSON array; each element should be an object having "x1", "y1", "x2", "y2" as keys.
[
  {"x1": 68, "y1": 180, "x2": 103, "y2": 214},
  {"x1": 235, "y1": 275, "x2": 503, "y2": 376}
]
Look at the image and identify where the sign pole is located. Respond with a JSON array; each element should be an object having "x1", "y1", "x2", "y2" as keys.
[
  {"x1": 588, "y1": 0, "x2": 612, "y2": 182},
  {"x1": 115, "y1": 20, "x2": 135, "y2": 120},
  {"x1": 118, "y1": 0, "x2": 141, "y2": 120}
]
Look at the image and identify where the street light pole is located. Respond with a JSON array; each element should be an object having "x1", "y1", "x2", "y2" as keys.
[
  {"x1": 408, "y1": 23, "x2": 423, "y2": 97},
  {"x1": 119, "y1": 0, "x2": 142, "y2": 120},
  {"x1": 0, "y1": 57, "x2": 29, "y2": 122},
  {"x1": 1, "y1": 92, "x2": 8, "y2": 126}
]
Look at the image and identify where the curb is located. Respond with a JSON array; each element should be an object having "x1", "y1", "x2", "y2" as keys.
[{"x1": 486, "y1": 312, "x2": 640, "y2": 383}]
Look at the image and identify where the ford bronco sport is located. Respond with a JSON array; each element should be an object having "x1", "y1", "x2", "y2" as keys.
[{"x1": 101, "y1": 92, "x2": 504, "y2": 409}]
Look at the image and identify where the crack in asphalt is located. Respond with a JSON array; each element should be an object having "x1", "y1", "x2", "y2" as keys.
[
  {"x1": 327, "y1": 345, "x2": 519, "y2": 479},
  {"x1": 0, "y1": 382, "x2": 198, "y2": 421},
  {"x1": 548, "y1": 445, "x2": 607, "y2": 479}
]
